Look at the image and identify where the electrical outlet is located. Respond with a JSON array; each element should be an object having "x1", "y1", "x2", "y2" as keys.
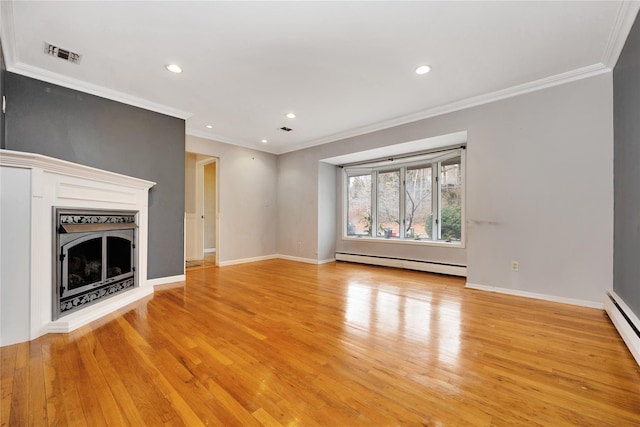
[{"x1": 511, "y1": 261, "x2": 519, "y2": 272}]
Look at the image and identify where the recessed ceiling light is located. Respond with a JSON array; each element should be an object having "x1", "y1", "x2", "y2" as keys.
[
  {"x1": 415, "y1": 65, "x2": 431, "y2": 75},
  {"x1": 205, "y1": 125, "x2": 213, "y2": 129},
  {"x1": 261, "y1": 139, "x2": 268, "y2": 143},
  {"x1": 285, "y1": 113, "x2": 296, "y2": 119},
  {"x1": 165, "y1": 64, "x2": 183, "y2": 73}
]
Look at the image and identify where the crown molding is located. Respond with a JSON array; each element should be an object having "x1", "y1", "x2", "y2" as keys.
[
  {"x1": 278, "y1": 63, "x2": 611, "y2": 154},
  {"x1": 602, "y1": 0, "x2": 640, "y2": 69},
  {"x1": 0, "y1": 0, "x2": 17, "y2": 66},
  {"x1": 7, "y1": 62, "x2": 192, "y2": 120},
  {"x1": 185, "y1": 128, "x2": 279, "y2": 155}
]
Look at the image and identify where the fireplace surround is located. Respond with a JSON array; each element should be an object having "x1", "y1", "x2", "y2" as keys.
[{"x1": 0, "y1": 150, "x2": 159, "y2": 346}]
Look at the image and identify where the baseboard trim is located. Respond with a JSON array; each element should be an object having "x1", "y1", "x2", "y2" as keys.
[
  {"x1": 277, "y1": 254, "x2": 332, "y2": 265},
  {"x1": 148, "y1": 274, "x2": 186, "y2": 286},
  {"x1": 465, "y1": 282, "x2": 604, "y2": 309},
  {"x1": 204, "y1": 248, "x2": 216, "y2": 253},
  {"x1": 218, "y1": 255, "x2": 279, "y2": 267},
  {"x1": 218, "y1": 254, "x2": 336, "y2": 266},
  {"x1": 335, "y1": 252, "x2": 466, "y2": 276},
  {"x1": 605, "y1": 290, "x2": 640, "y2": 367}
]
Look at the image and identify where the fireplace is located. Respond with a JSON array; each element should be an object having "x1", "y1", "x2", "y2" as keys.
[
  {"x1": 54, "y1": 208, "x2": 138, "y2": 319},
  {"x1": 1, "y1": 150, "x2": 163, "y2": 346}
]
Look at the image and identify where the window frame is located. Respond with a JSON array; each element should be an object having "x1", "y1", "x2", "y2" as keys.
[{"x1": 342, "y1": 149, "x2": 465, "y2": 248}]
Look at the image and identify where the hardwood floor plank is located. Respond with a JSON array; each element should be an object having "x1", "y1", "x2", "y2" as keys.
[
  {"x1": 2, "y1": 260, "x2": 640, "y2": 426},
  {"x1": 111, "y1": 316, "x2": 205, "y2": 427},
  {"x1": 251, "y1": 407, "x2": 284, "y2": 427},
  {"x1": 9, "y1": 343, "x2": 31, "y2": 427},
  {"x1": 41, "y1": 337, "x2": 69, "y2": 427},
  {"x1": 74, "y1": 331, "x2": 128, "y2": 426},
  {"x1": 60, "y1": 332, "x2": 108, "y2": 427},
  {"x1": 85, "y1": 332, "x2": 147, "y2": 426},
  {"x1": 27, "y1": 339, "x2": 48, "y2": 426},
  {"x1": 0, "y1": 342, "x2": 18, "y2": 427}
]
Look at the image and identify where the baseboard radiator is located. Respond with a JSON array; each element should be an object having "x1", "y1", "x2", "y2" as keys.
[
  {"x1": 605, "y1": 290, "x2": 640, "y2": 367},
  {"x1": 335, "y1": 252, "x2": 466, "y2": 277}
]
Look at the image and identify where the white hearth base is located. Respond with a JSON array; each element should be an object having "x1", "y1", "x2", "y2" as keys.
[
  {"x1": 48, "y1": 287, "x2": 154, "y2": 333},
  {"x1": 0, "y1": 150, "x2": 156, "y2": 346}
]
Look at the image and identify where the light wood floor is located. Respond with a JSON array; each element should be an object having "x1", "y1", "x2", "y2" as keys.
[{"x1": 2, "y1": 260, "x2": 640, "y2": 426}]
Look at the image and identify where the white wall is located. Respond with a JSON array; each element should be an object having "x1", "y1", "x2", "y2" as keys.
[
  {"x1": 278, "y1": 149, "x2": 321, "y2": 261},
  {"x1": 0, "y1": 167, "x2": 31, "y2": 346},
  {"x1": 318, "y1": 161, "x2": 337, "y2": 262},
  {"x1": 277, "y1": 73, "x2": 613, "y2": 305},
  {"x1": 186, "y1": 135, "x2": 278, "y2": 264}
]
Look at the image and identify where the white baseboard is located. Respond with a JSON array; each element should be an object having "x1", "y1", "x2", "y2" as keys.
[
  {"x1": 605, "y1": 290, "x2": 640, "y2": 367},
  {"x1": 336, "y1": 253, "x2": 466, "y2": 276},
  {"x1": 277, "y1": 254, "x2": 330, "y2": 264},
  {"x1": 218, "y1": 254, "x2": 279, "y2": 267},
  {"x1": 318, "y1": 258, "x2": 336, "y2": 265},
  {"x1": 204, "y1": 248, "x2": 216, "y2": 253},
  {"x1": 218, "y1": 254, "x2": 336, "y2": 267},
  {"x1": 148, "y1": 274, "x2": 186, "y2": 286},
  {"x1": 465, "y1": 282, "x2": 604, "y2": 309}
]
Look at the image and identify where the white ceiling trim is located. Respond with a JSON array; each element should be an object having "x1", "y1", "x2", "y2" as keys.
[
  {"x1": 0, "y1": 0, "x2": 17, "y2": 66},
  {"x1": 278, "y1": 63, "x2": 610, "y2": 155},
  {"x1": 185, "y1": 127, "x2": 282, "y2": 155},
  {"x1": 602, "y1": 0, "x2": 640, "y2": 68},
  {"x1": 7, "y1": 62, "x2": 192, "y2": 120}
]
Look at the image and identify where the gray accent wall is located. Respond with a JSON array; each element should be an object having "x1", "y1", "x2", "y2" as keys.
[
  {"x1": 278, "y1": 73, "x2": 613, "y2": 305},
  {"x1": 4, "y1": 72, "x2": 185, "y2": 279},
  {"x1": 614, "y1": 13, "x2": 640, "y2": 317}
]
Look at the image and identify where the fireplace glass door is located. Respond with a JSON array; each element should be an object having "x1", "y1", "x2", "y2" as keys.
[
  {"x1": 66, "y1": 234, "x2": 103, "y2": 293},
  {"x1": 61, "y1": 230, "x2": 134, "y2": 299}
]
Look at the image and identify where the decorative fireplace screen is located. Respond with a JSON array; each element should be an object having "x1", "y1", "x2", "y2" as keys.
[{"x1": 54, "y1": 208, "x2": 138, "y2": 319}]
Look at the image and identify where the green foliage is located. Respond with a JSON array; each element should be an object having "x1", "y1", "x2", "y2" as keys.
[
  {"x1": 426, "y1": 204, "x2": 461, "y2": 240},
  {"x1": 360, "y1": 213, "x2": 372, "y2": 236}
]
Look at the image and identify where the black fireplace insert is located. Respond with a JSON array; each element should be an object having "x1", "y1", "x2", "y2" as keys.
[{"x1": 53, "y1": 208, "x2": 138, "y2": 319}]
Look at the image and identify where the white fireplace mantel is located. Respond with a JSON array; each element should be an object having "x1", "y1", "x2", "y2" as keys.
[{"x1": 0, "y1": 149, "x2": 156, "y2": 346}]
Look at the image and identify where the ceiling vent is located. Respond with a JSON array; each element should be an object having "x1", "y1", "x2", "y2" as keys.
[
  {"x1": 44, "y1": 43, "x2": 81, "y2": 64},
  {"x1": 280, "y1": 126, "x2": 292, "y2": 132}
]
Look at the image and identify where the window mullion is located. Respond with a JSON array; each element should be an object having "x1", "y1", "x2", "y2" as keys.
[
  {"x1": 371, "y1": 171, "x2": 378, "y2": 237},
  {"x1": 399, "y1": 168, "x2": 406, "y2": 239},
  {"x1": 433, "y1": 162, "x2": 440, "y2": 241}
]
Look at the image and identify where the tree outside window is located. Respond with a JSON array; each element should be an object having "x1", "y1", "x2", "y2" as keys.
[{"x1": 345, "y1": 151, "x2": 463, "y2": 243}]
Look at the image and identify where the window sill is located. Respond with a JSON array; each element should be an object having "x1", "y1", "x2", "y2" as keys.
[{"x1": 342, "y1": 235, "x2": 465, "y2": 249}]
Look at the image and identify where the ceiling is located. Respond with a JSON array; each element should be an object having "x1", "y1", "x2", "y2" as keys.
[{"x1": 1, "y1": 1, "x2": 638, "y2": 155}]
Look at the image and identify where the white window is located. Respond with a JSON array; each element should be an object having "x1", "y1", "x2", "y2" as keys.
[{"x1": 344, "y1": 148, "x2": 464, "y2": 245}]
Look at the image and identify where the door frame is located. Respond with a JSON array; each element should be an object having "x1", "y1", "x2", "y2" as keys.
[{"x1": 195, "y1": 157, "x2": 219, "y2": 266}]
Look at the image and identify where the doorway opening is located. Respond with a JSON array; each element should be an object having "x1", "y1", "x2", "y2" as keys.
[{"x1": 185, "y1": 153, "x2": 219, "y2": 269}]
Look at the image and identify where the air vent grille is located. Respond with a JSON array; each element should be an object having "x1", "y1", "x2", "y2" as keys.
[
  {"x1": 44, "y1": 43, "x2": 81, "y2": 64},
  {"x1": 280, "y1": 126, "x2": 292, "y2": 132}
]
